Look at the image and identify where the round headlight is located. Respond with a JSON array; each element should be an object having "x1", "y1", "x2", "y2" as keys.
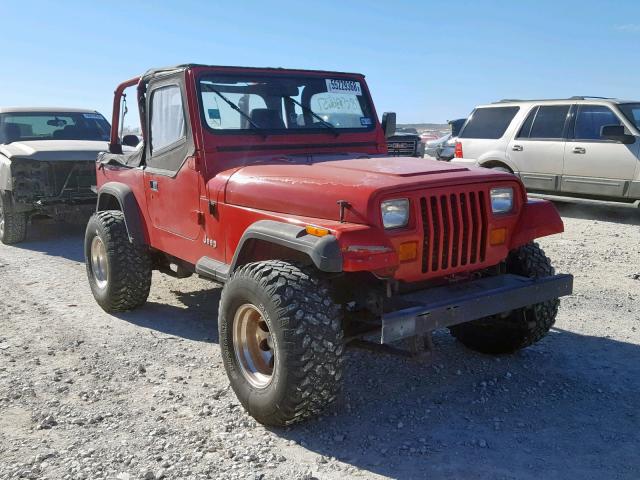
[
  {"x1": 490, "y1": 187, "x2": 514, "y2": 214},
  {"x1": 381, "y1": 199, "x2": 410, "y2": 229}
]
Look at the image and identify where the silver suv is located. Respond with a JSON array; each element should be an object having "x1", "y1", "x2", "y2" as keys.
[{"x1": 451, "y1": 97, "x2": 640, "y2": 203}]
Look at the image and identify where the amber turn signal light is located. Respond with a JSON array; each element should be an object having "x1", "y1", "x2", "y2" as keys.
[
  {"x1": 489, "y1": 227, "x2": 507, "y2": 246},
  {"x1": 398, "y1": 241, "x2": 418, "y2": 262},
  {"x1": 305, "y1": 225, "x2": 330, "y2": 237}
]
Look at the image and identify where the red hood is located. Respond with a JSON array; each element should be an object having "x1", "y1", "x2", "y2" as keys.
[{"x1": 224, "y1": 155, "x2": 517, "y2": 224}]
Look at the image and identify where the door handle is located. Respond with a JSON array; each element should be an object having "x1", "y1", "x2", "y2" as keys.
[
  {"x1": 572, "y1": 147, "x2": 586, "y2": 154},
  {"x1": 512, "y1": 145, "x2": 523, "y2": 151},
  {"x1": 149, "y1": 180, "x2": 159, "y2": 191}
]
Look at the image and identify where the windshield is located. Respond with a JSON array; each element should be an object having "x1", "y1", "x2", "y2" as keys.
[
  {"x1": 198, "y1": 74, "x2": 375, "y2": 133},
  {"x1": 0, "y1": 112, "x2": 110, "y2": 144},
  {"x1": 619, "y1": 103, "x2": 640, "y2": 131}
]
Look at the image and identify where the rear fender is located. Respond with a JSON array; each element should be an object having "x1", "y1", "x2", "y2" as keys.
[
  {"x1": 96, "y1": 182, "x2": 148, "y2": 245},
  {"x1": 509, "y1": 199, "x2": 564, "y2": 249}
]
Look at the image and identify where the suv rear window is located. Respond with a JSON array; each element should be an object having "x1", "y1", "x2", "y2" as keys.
[{"x1": 458, "y1": 107, "x2": 519, "y2": 139}]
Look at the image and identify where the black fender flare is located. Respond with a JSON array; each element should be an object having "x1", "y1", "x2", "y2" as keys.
[
  {"x1": 231, "y1": 220, "x2": 343, "y2": 273},
  {"x1": 195, "y1": 220, "x2": 343, "y2": 282},
  {"x1": 96, "y1": 182, "x2": 147, "y2": 245}
]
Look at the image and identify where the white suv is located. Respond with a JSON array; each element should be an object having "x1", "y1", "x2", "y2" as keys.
[{"x1": 451, "y1": 97, "x2": 640, "y2": 203}]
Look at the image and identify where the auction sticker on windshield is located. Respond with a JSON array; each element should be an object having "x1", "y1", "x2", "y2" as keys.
[{"x1": 326, "y1": 79, "x2": 362, "y2": 96}]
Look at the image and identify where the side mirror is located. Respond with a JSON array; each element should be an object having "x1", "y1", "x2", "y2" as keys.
[
  {"x1": 601, "y1": 125, "x2": 635, "y2": 144},
  {"x1": 122, "y1": 134, "x2": 140, "y2": 147},
  {"x1": 381, "y1": 112, "x2": 396, "y2": 139}
]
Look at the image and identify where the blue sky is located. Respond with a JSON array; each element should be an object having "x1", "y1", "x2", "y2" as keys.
[{"x1": 2, "y1": 0, "x2": 639, "y2": 124}]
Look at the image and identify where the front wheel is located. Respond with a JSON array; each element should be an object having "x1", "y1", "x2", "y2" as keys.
[
  {"x1": 0, "y1": 191, "x2": 27, "y2": 245},
  {"x1": 449, "y1": 242, "x2": 559, "y2": 354},
  {"x1": 84, "y1": 210, "x2": 152, "y2": 312},
  {"x1": 218, "y1": 261, "x2": 344, "y2": 426}
]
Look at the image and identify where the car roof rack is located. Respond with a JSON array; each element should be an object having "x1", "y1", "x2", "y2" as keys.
[
  {"x1": 494, "y1": 96, "x2": 615, "y2": 103},
  {"x1": 568, "y1": 96, "x2": 613, "y2": 100}
]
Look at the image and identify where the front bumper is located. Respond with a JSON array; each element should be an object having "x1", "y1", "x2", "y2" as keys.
[{"x1": 381, "y1": 273, "x2": 573, "y2": 343}]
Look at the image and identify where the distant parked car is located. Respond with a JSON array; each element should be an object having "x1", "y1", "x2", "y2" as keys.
[
  {"x1": 451, "y1": 97, "x2": 640, "y2": 204},
  {"x1": 425, "y1": 118, "x2": 466, "y2": 160},
  {"x1": 0, "y1": 107, "x2": 110, "y2": 244},
  {"x1": 386, "y1": 127, "x2": 425, "y2": 157}
]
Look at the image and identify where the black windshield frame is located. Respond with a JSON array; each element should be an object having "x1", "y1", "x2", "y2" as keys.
[{"x1": 196, "y1": 73, "x2": 376, "y2": 136}]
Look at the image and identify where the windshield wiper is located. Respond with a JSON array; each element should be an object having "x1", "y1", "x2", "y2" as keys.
[
  {"x1": 286, "y1": 97, "x2": 339, "y2": 136},
  {"x1": 204, "y1": 86, "x2": 262, "y2": 130}
]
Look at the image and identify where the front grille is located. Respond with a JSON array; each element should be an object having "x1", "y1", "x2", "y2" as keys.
[
  {"x1": 12, "y1": 160, "x2": 96, "y2": 202},
  {"x1": 420, "y1": 190, "x2": 488, "y2": 273},
  {"x1": 387, "y1": 140, "x2": 417, "y2": 156}
]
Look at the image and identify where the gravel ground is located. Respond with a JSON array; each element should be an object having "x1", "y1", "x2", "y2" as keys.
[{"x1": 1, "y1": 201, "x2": 639, "y2": 480}]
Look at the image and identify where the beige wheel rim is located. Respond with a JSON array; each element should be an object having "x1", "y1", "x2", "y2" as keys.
[
  {"x1": 232, "y1": 303, "x2": 275, "y2": 389},
  {"x1": 90, "y1": 235, "x2": 109, "y2": 289}
]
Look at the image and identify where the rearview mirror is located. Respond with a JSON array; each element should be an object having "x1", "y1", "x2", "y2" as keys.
[
  {"x1": 47, "y1": 119, "x2": 67, "y2": 127},
  {"x1": 381, "y1": 112, "x2": 396, "y2": 139},
  {"x1": 122, "y1": 134, "x2": 140, "y2": 147},
  {"x1": 601, "y1": 125, "x2": 635, "y2": 145}
]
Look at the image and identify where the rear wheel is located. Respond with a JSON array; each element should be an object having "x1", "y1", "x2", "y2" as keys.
[
  {"x1": 218, "y1": 260, "x2": 344, "y2": 426},
  {"x1": 449, "y1": 242, "x2": 559, "y2": 354},
  {"x1": 490, "y1": 165, "x2": 513, "y2": 173},
  {"x1": 0, "y1": 191, "x2": 27, "y2": 245},
  {"x1": 84, "y1": 210, "x2": 152, "y2": 312}
]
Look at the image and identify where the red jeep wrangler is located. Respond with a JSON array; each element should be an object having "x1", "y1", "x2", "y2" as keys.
[{"x1": 85, "y1": 64, "x2": 573, "y2": 426}]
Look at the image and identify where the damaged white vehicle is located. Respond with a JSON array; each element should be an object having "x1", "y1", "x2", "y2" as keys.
[{"x1": 0, "y1": 108, "x2": 112, "y2": 244}]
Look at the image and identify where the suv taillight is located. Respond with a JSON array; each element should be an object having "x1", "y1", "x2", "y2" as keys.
[{"x1": 454, "y1": 141, "x2": 463, "y2": 158}]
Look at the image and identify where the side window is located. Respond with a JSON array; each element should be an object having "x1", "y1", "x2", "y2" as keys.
[
  {"x1": 574, "y1": 105, "x2": 621, "y2": 141},
  {"x1": 458, "y1": 107, "x2": 519, "y2": 139},
  {"x1": 150, "y1": 85, "x2": 185, "y2": 153},
  {"x1": 516, "y1": 106, "x2": 538, "y2": 138},
  {"x1": 528, "y1": 105, "x2": 569, "y2": 139}
]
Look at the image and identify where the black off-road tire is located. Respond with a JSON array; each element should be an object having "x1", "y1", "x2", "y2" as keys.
[
  {"x1": 219, "y1": 260, "x2": 345, "y2": 426},
  {"x1": 0, "y1": 191, "x2": 27, "y2": 245},
  {"x1": 449, "y1": 242, "x2": 559, "y2": 354},
  {"x1": 84, "y1": 210, "x2": 152, "y2": 313}
]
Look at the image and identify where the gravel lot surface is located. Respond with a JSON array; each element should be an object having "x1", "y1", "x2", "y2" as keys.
[{"x1": 1, "y1": 201, "x2": 639, "y2": 480}]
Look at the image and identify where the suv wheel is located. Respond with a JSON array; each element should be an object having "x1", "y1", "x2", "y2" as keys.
[
  {"x1": 218, "y1": 260, "x2": 344, "y2": 426},
  {"x1": 489, "y1": 165, "x2": 513, "y2": 173},
  {"x1": 84, "y1": 210, "x2": 152, "y2": 312},
  {"x1": 449, "y1": 242, "x2": 559, "y2": 354},
  {"x1": 0, "y1": 191, "x2": 27, "y2": 245}
]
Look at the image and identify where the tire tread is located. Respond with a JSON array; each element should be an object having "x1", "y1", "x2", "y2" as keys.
[
  {"x1": 0, "y1": 192, "x2": 27, "y2": 245},
  {"x1": 450, "y1": 242, "x2": 559, "y2": 354},
  {"x1": 85, "y1": 210, "x2": 151, "y2": 312},
  {"x1": 220, "y1": 260, "x2": 344, "y2": 426}
]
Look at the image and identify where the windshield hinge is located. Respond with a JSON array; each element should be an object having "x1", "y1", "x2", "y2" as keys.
[{"x1": 337, "y1": 200, "x2": 351, "y2": 223}]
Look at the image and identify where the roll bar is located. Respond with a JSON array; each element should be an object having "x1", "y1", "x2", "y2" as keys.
[{"x1": 109, "y1": 76, "x2": 141, "y2": 154}]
